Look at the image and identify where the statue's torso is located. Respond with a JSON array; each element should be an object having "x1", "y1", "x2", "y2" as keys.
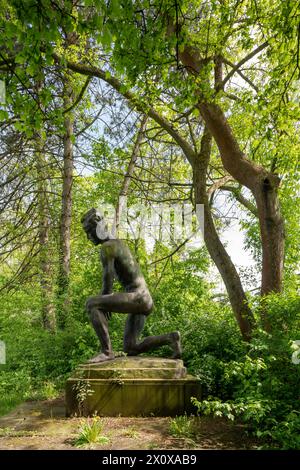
[{"x1": 101, "y1": 239, "x2": 149, "y2": 294}]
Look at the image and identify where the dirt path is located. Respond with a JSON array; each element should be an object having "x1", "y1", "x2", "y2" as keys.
[{"x1": 0, "y1": 398, "x2": 258, "y2": 450}]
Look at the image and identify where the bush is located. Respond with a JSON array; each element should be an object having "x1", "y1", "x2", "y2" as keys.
[
  {"x1": 74, "y1": 417, "x2": 109, "y2": 447},
  {"x1": 168, "y1": 415, "x2": 195, "y2": 440},
  {"x1": 191, "y1": 292, "x2": 300, "y2": 449}
]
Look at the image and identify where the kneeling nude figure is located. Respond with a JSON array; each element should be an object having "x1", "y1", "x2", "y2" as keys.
[{"x1": 81, "y1": 208, "x2": 182, "y2": 363}]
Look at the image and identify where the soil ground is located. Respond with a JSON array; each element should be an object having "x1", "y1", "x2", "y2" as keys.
[{"x1": 0, "y1": 397, "x2": 259, "y2": 450}]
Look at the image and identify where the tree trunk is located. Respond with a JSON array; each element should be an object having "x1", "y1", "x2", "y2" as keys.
[
  {"x1": 253, "y1": 178, "x2": 285, "y2": 296},
  {"x1": 34, "y1": 77, "x2": 56, "y2": 331},
  {"x1": 193, "y1": 127, "x2": 255, "y2": 341},
  {"x1": 177, "y1": 43, "x2": 285, "y2": 304},
  {"x1": 199, "y1": 102, "x2": 285, "y2": 301},
  {"x1": 57, "y1": 78, "x2": 74, "y2": 326},
  {"x1": 36, "y1": 138, "x2": 56, "y2": 331}
]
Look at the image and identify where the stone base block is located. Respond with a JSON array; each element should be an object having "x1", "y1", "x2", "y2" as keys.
[{"x1": 65, "y1": 357, "x2": 201, "y2": 417}]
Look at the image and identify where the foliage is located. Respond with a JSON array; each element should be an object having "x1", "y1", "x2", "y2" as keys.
[
  {"x1": 192, "y1": 294, "x2": 300, "y2": 449},
  {"x1": 168, "y1": 414, "x2": 195, "y2": 440},
  {"x1": 0, "y1": 289, "x2": 97, "y2": 414},
  {"x1": 122, "y1": 426, "x2": 140, "y2": 439},
  {"x1": 74, "y1": 416, "x2": 109, "y2": 447},
  {"x1": 72, "y1": 380, "x2": 94, "y2": 414}
]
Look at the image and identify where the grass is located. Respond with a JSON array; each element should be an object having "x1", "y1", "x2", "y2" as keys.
[
  {"x1": 0, "y1": 376, "x2": 62, "y2": 417},
  {"x1": 0, "y1": 427, "x2": 45, "y2": 437},
  {"x1": 0, "y1": 395, "x2": 24, "y2": 417},
  {"x1": 74, "y1": 417, "x2": 109, "y2": 447},
  {"x1": 168, "y1": 415, "x2": 196, "y2": 440},
  {"x1": 122, "y1": 426, "x2": 140, "y2": 439},
  {"x1": 147, "y1": 442, "x2": 160, "y2": 450}
]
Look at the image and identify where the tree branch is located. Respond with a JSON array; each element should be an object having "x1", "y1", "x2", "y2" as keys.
[
  {"x1": 221, "y1": 41, "x2": 269, "y2": 89},
  {"x1": 207, "y1": 175, "x2": 233, "y2": 196},
  {"x1": 222, "y1": 57, "x2": 259, "y2": 93},
  {"x1": 63, "y1": 76, "x2": 91, "y2": 114},
  {"x1": 221, "y1": 186, "x2": 258, "y2": 216},
  {"x1": 52, "y1": 53, "x2": 196, "y2": 165}
]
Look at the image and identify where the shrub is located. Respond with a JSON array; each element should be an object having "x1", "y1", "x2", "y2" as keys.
[
  {"x1": 74, "y1": 417, "x2": 109, "y2": 447},
  {"x1": 168, "y1": 415, "x2": 195, "y2": 440},
  {"x1": 191, "y1": 293, "x2": 300, "y2": 450}
]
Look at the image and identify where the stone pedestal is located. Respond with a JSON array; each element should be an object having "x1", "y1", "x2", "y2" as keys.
[{"x1": 65, "y1": 356, "x2": 201, "y2": 417}]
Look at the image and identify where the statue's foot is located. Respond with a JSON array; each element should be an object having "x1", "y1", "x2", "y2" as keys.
[
  {"x1": 87, "y1": 352, "x2": 115, "y2": 364},
  {"x1": 170, "y1": 332, "x2": 182, "y2": 359}
]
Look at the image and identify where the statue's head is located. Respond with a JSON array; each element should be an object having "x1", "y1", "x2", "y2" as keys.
[{"x1": 81, "y1": 208, "x2": 112, "y2": 245}]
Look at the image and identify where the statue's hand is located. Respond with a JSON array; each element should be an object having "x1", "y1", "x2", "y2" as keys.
[{"x1": 104, "y1": 311, "x2": 112, "y2": 321}]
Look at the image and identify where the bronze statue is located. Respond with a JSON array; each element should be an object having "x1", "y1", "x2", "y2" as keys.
[{"x1": 81, "y1": 208, "x2": 182, "y2": 363}]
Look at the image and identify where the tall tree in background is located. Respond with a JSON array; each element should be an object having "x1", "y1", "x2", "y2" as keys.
[
  {"x1": 57, "y1": 31, "x2": 76, "y2": 326},
  {"x1": 34, "y1": 76, "x2": 56, "y2": 331}
]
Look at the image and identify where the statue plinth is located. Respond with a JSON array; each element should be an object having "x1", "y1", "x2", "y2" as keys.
[{"x1": 65, "y1": 356, "x2": 201, "y2": 417}]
